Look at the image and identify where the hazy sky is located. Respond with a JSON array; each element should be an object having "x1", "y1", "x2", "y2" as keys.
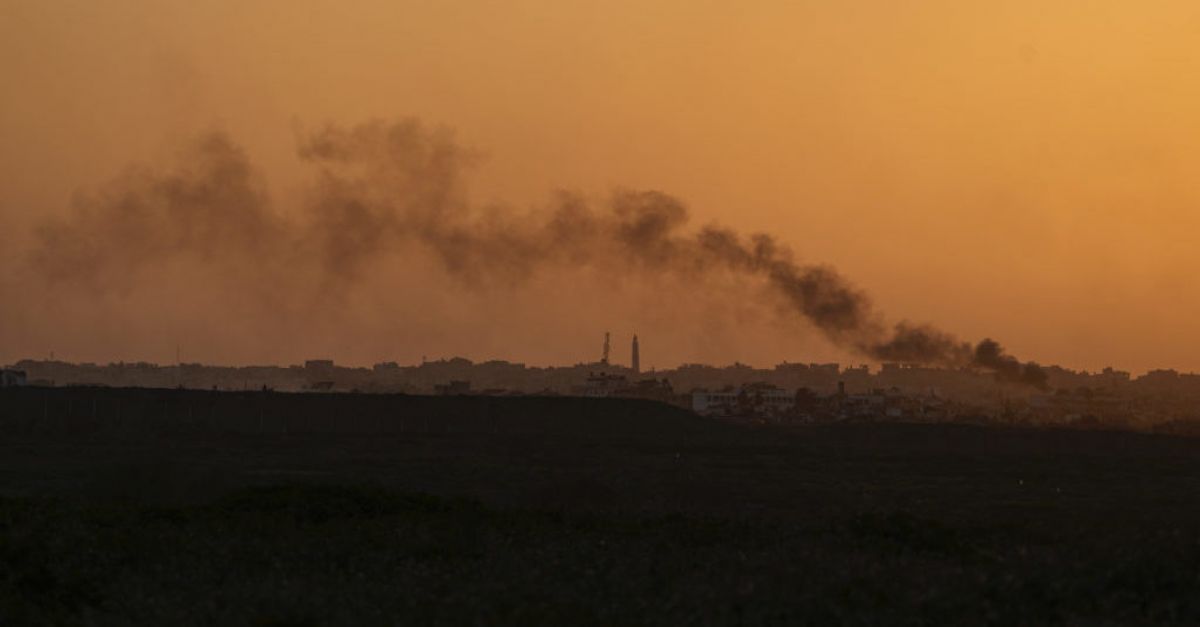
[{"x1": 3, "y1": 1, "x2": 1200, "y2": 373}]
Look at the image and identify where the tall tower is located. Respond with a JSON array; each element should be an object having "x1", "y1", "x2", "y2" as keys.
[
  {"x1": 601, "y1": 332, "x2": 611, "y2": 366},
  {"x1": 631, "y1": 334, "x2": 640, "y2": 374}
]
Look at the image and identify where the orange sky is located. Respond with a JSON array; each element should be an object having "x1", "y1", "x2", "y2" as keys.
[{"x1": 3, "y1": 1, "x2": 1200, "y2": 373}]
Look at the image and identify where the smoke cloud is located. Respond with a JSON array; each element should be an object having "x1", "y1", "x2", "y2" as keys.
[
  {"x1": 29, "y1": 118, "x2": 1047, "y2": 387},
  {"x1": 973, "y1": 339, "x2": 1049, "y2": 389}
]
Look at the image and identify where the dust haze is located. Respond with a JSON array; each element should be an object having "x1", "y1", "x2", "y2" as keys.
[
  {"x1": 8, "y1": 118, "x2": 1044, "y2": 385},
  {"x1": 7, "y1": 2, "x2": 1200, "y2": 373}
]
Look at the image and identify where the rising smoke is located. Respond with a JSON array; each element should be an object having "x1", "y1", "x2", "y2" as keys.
[{"x1": 30, "y1": 118, "x2": 1048, "y2": 388}]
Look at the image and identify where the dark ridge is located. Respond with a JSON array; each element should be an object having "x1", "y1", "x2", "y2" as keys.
[{"x1": 0, "y1": 386, "x2": 724, "y2": 438}]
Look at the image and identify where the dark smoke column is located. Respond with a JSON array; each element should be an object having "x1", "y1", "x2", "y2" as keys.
[{"x1": 26, "y1": 117, "x2": 1051, "y2": 389}]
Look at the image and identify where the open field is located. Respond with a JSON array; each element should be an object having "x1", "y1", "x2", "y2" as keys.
[{"x1": 2, "y1": 387, "x2": 1200, "y2": 625}]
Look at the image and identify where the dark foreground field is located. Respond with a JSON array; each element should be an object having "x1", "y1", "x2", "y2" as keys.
[{"x1": 2, "y1": 388, "x2": 1200, "y2": 625}]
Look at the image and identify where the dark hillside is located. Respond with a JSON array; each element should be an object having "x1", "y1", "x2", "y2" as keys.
[
  {"x1": 3, "y1": 388, "x2": 1200, "y2": 625},
  {"x1": 0, "y1": 386, "x2": 716, "y2": 437}
]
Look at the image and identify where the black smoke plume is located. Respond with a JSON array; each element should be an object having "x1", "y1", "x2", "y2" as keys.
[
  {"x1": 30, "y1": 118, "x2": 1048, "y2": 387},
  {"x1": 973, "y1": 339, "x2": 1050, "y2": 390}
]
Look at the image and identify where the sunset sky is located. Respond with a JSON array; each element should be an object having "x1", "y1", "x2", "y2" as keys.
[{"x1": 3, "y1": 1, "x2": 1200, "y2": 373}]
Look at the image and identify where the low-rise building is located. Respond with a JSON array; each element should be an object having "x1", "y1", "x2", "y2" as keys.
[
  {"x1": 1, "y1": 369, "x2": 27, "y2": 388},
  {"x1": 692, "y1": 384, "x2": 795, "y2": 417},
  {"x1": 574, "y1": 372, "x2": 628, "y2": 398},
  {"x1": 434, "y1": 380, "x2": 472, "y2": 396}
]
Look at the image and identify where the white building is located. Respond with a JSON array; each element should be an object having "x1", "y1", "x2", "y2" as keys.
[
  {"x1": 575, "y1": 373, "x2": 628, "y2": 398},
  {"x1": 691, "y1": 385, "x2": 795, "y2": 416},
  {"x1": 1, "y1": 369, "x2": 27, "y2": 388}
]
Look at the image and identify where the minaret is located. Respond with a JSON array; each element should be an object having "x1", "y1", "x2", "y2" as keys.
[{"x1": 631, "y1": 334, "x2": 640, "y2": 374}]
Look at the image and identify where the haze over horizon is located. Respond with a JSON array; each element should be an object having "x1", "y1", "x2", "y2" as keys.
[{"x1": 4, "y1": 1, "x2": 1200, "y2": 375}]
